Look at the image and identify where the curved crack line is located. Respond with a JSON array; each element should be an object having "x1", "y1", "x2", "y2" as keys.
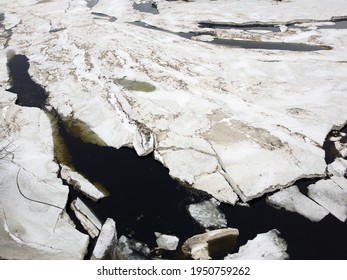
[
  {"x1": 16, "y1": 167, "x2": 63, "y2": 210},
  {"x1": 1, "y1": 203, "x2": 63, "y2": 253}
]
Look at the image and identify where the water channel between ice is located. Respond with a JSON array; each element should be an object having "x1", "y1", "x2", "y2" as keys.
[
  {"x1": 130, "y1": 21, "x2": 332, "y2": 51},
  {"x1": 5, "y1": 53, "x2": 347, "y2": 260}
]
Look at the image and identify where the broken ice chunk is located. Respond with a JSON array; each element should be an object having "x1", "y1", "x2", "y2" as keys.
[
  {"x1": 224, "y1": 229, "x2": 288, "y2": 260},
  {"x1": 267, "y1": 186, "x2": 329, "y2": 222},
  {"x1": 71, "y1": 198, "x2": 102, "y2": 238},
  {"x1": 116, "y1": 236, "x2": 151, "y2": 260},
  {"x1": 328, "y1": 158, "x2": 347, "y2": 190},
  {"x1": 335, "y1": 142, "x2": 347, "y2": 157},
  {"x1": 328, "y1": 158, "x2": 347, "y2": 177},
  {"x1": 60, "y1": 164, "x2": 106, "y2": 201},
  {"x1": 308, "y1": 180, "x2": 347, "y2": 222},
  {"x1": 188, "y1": 198, "x2": 227, "y2": 229},
  {"x1": 155, "y1": 232, "x2": 179, "y2": 251},
  {"x1": 91, "y1": 218, "x2": 117, "y2": 260},
  {"x1": 182, "y1": 228, "x2": 239, "y2": 260}
]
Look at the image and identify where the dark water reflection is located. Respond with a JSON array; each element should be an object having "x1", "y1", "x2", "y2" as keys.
[
  {"x1": 221, "y1": 197, "x2": 347, "y2": 259},
  {"x1": 6, "y1": 54, "x2": 48, "y2": 108},
  {"x1": 58, "y1": 120, "x2": 208, "y2": 249}
]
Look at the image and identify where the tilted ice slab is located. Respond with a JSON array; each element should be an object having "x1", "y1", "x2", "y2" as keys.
[
  {"x1": 224, "y1": 229, "x2": 288, "y2": 260},
  {"x1": 0, "y1": 91, "x2": 89, "y2": 259},
  {"x1": 2, "y1": 0, "x2": 347, "y2": 204},
  {"x1": 91, "y1": 218, "x2": 117, "y2": 260},
  {"x1": 308, "y1": 180, "x2": 347, "y2": 222},
  {"x1": 60, "y1": 164, "x2": 105, "y2": 201},
  {"x1": 182, "y1": 228, "x2": 239, "y2": 260},
  {"x1": 267, "y1": 186, "x2": 329, "y2": 222},
  {"x1": 71, "y1": 198, "x2": 102, "y2": 238}
]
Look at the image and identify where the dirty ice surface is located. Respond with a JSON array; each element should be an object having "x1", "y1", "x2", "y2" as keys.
[{"x1": 1, "y1": 0, "x2": 347, "y2": 259}]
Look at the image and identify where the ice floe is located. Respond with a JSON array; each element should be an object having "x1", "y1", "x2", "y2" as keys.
[
  {"x1": 71, "y1": 198, "x2": 102, "y2": 238},
  {"x1": 267, "y1": 186, "x2": 329, "y2": 222},
  {"x1": 224, "y1": 229, "x2": 288, "y2": 260},
  {"x1": 0, "y1": 91, "x2": 89, "y2": 259},
  {"x1": 328, "y1": 158, "x2": 347, "y2": 190},
  {"x1": 155, "y1": 232, "x2": 179, "y2": 251},
  {"x1": 60, "y1": 164, "x2": 106, "y2": 201},
  {"x1": 91, "y1": 218, "x2": 117, "y2": 260},
  {"x1": 182, "y1": 228, "x2": 239, "y2": 260},
  {"x1": 308, "y1": 180, "x2": 347, "y2": 222},
  {"x1": 188, "y1": 198, "x2": 227, "y2": 229}
]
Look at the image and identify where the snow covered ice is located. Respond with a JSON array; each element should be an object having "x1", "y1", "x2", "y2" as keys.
[
  {"x1": 308, "y1": 180, "x2": 347, "y2": 222},
  {"x1": 1, "y1": 0, "x2": 347, "y2": 259},
  {"x1": 224, "y1": 229, "x2": 288, "y2": 260},
  {"x1": 267, "y1": 185, "x2": 329, "y2": 222}
]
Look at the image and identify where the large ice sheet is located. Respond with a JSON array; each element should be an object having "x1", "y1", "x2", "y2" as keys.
[{"x1": 0, "y1": 92, "x2": 89, "y2": 259}]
